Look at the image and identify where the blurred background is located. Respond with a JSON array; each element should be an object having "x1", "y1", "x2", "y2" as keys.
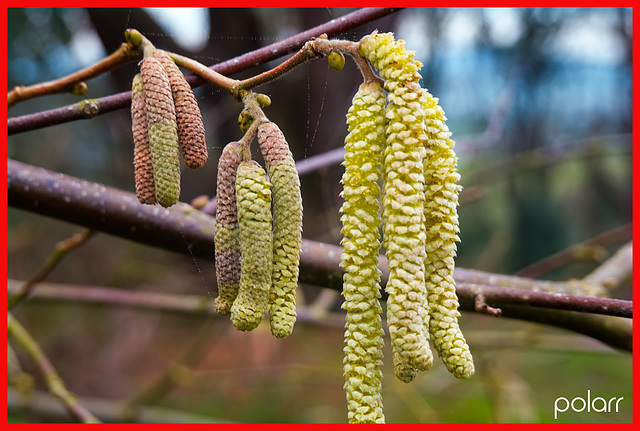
[{"x1": 7, "y1": 8, "x2": 632, "y2": 423}]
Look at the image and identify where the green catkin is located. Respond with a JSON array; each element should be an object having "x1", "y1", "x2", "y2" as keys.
[
  {"x1": 360, "y1": 32, "x2": 433, "y2": 374},
  {"x1": 230, "y1": 160, "x2": 273, "y2": 331},
  {"x1": 257, "y1": 121, "x2": 303, "y2": 338},
  {"x1": 140, "y1": 57, "x2": 181, "y2": 208},
  {"x1": 154, "y1": 50, "x2": 208, "y2": 170},
  {"x1": 422, "y1": 92, "x2": 474, "y2": 379},
  {"x1": 340, "y1": 82, "x2": 386, "y2": 424},
  {"x1": 214, "y1": 141, "x2": 244, "y2": 315},
  {"x1": 131, "y1": 74, "x2": 156, "y2": 205}
]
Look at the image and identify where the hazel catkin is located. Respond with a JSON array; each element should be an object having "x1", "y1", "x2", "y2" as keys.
[
  {"x1": 359, "y1": 31, "x2": 433, "y2": 374},
  {"x1": 131, "y1": 73, "x2": 156, "y2": 205},
  {"x1": 340, "y1": 82, "x2": 386, "y2": 423},
  {"x1": 257, "y1": 122, "x2": 303, "y2": 339},
  {"x1": 154, "y1": 50, "x2": 208, "y2": 170},
  {"x1": 214, "y1": 141, "x2": 244, "y2": 315},
  {"x1": 140, "y1": 56, "x2": 181, "y2": 208},
  {"x1": 230, "y1": 160, "x2": 273, "y2": 332}
]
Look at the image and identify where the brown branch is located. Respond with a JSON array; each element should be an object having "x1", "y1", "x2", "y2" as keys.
[
  {"x1": 7, "y1": 42, "x2": 141, "y2": 108},
  {"x1": 7, "y1": 7, "x2": 401, "y2": 135},
  {"x1": 515, "y1": 224, "x2": 632, "y2": 279},
  {"x1": 8, "y1": 160, "x2": 632, "y2": 350},
  {"x1": 458, "y1": 283, "x2": 631, "y2": 318},
  {"x1": 7, "y1": 313, "x2": 102, "y2": 423},
  {"x1": 8, "y1": 229, "x2": 95, "y2": 309}
]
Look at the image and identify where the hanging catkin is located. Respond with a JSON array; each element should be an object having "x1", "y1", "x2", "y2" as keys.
[
  {"x1": 140, "y1": 57, "x2": 181, "y2": 208},
  {"x1": 214, "y1": 141, "x2": 244, "y2": 315},
  {"x1": 340, "y1": 82, "x2": 386, "y2": 423},
  {"x1": 257, "y1": 121, "x2": 303, "y2": 339},
  {"x1": 230, "y1": 160, "x2": 273, "y2": 331},
  {"x1": 360, "y1": 31, "x2": 433, "y2": 373},
  {"x1": 422, "y1": 91, "x2": 474, "y2": 379},
  {"x1": 154, "y1": 50, "x2": 208, "y2": 170},
  {"x1": 131, "y1": 73, "x2": 156, "y2": 205}
]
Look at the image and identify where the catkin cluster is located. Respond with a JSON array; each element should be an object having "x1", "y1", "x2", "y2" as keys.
[
  {"x1": 130, "y1": 50, "x2": 208, "y2": 207},
  {"x1": 213, "y1": 122, "x2": 303, "y2": 338},
  {"x1": 339, "y1": 31, "x2": 474, "y2": 424}
]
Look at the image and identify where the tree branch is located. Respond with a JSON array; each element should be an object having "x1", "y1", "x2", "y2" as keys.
[
  {"x1": 8, "y1": 160, "x2": 632, "y2": 350},
  {"x1": 7, "y1": 7, "x2": 401, "y2": 135},
  {"x1": 7, "y1": 42, "x2": 141, "y2": 107},
  {"x1": 583, "y1": 242, "x2": 633, "y2": 289},
  {"x1": 7, "y1": 313, "x2": 102, "y2": 423}
]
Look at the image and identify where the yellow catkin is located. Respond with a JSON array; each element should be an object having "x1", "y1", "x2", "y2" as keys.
[
  {"x1": 422, "y1": 92, "x2": 474, "y2": 379},
  {"x1": 230, "y1": 160, "x2": 273, "y2": 331},
  {"x1": 257, "y1": 122, "x2": 303, "y2": 339},
  {"x1": 360, "y1": 32, "x2": 433, "y2": 374},
  {"x1": 131, "y1": 73, "x2": 156, "y2": 205},
  {"x1": 140, "y1": 57, "x2": 181, "y2": 208},
  {"x1": 154, "y1": 50, "x2": 208, "y2": 170},
  {"x1": 214, "y1": 141, "x2": 244, "y2": 315},
  {"x1": 340, "y1": 82, "x2": 387, "y2": 423}
]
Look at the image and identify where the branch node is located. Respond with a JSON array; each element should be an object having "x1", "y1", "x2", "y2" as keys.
[{"x1": 474, "y1": 294, "x2": 502, "y2": 317}]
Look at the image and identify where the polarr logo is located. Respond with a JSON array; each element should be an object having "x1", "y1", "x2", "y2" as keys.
[{"x1": 554, "y1": 391, "x2": 624, "y2": 419}]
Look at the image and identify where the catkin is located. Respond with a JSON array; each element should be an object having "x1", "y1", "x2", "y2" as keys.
[
  {"x1": 140, "y1": 57, "x2": 181, "y2": 208},
  {"x1": 230, "y1": 160, "x2": 273, "y2": 331},
  {"x1": 422, "y1": 92, "x2": 474, "y2": 379},
  {"x1": 154, "y1": 50, "x2": 208, "y2": 170},
  {"x1": 360, "y1": 31, "x2": 433, "y2": 373},
  {"x1": 340, "y1": 82, "x2": 386, "y2": 424},
  {"x1": 131, "y1": 73, "x2": 156, "y2": 205},
  {"x1": 214, "y1": 141, "x2": 244, "y2": 315},
  {"x1": 257, "y1": 122, "x2": 303, "y2": 339}
]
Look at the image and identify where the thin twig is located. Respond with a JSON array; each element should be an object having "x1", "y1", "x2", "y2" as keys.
[
  {"x1": 7, "y1": 7, "x2": 401, "y2": 135},
  {"x1": 7, "y1": 313, "x2": 102, "y2": 423},
  {"x1": 7, "y1": 42, "x2": 141, "y2": 107},
  {"x1": 8, "y1": 229, "x2": 95, "y2": 309}
]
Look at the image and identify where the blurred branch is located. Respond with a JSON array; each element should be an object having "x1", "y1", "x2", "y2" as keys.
[
  {"x1": 7, "y1": 7, "x2": 401, "y2": 135},
  {"x1": 7, "y1": 388, "x2": 226, "y2": 424},
  {"x1": 7, "y1": 278, "x2": 631, "y2": 352},
  {"x1": 583, "y1": 242, "x2": 633, "y2": 289},
  {"x1": 5, "y1": 279, "x2": 345, "y2": 329},
  {"x1": 8, "y1": 229, "x2": 95, "y2": 309},
  {"x1": 516, "y1": 224, "x2": 632, "y2": 279},
  {"x1": 7, "y1": 42, "x2": 141, "y2": 108},
  {"x1": 7, "y1": 313, "x2": 102, "y2": 423}
]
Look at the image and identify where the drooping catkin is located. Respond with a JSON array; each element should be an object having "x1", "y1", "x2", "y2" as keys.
[
  {"x1": 360, "y1": 31, "x2": 433, "y2": 373},
  {"x1": 230, "y1": 160, "x2": 273, "y2": 332},
  {"x1": 422, "y1": 91, "x2": 474, "y2": 379},
  {"x1": 154, "y1": 50, "x2": 208, "y2": 170},
  {"x1": 140, "y1": 57, "x2": 181, "y2": 208},
  {"x1": 214, "y1": 141, "x2": 244, "y2": 315},
  {"x1": 340, "y1": 82, "x2": 386, "y2": 424},
  {"x1": 131, "y1": 73, "x2": 156, "y2": 205},
  {"x1": 257, "y1": 121, "x2": 303, "y2": 339}
]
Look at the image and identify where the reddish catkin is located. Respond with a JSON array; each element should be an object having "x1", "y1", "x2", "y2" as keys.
[
  {"x1": 131, "y1": 74, "x2": 156, "y2": 205},
  {"x1": 257, "y1": 121, "x2": 303, "y2": 338},
  {"x1": 154, "y1": 49, "x2": 208, "y2": 170},
  {"x1": 214, "y1": 141, "x2": 244, "y2": 315},
  {"x1": 140, "y1": 56, "x2": 181, "y2": 208}
]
